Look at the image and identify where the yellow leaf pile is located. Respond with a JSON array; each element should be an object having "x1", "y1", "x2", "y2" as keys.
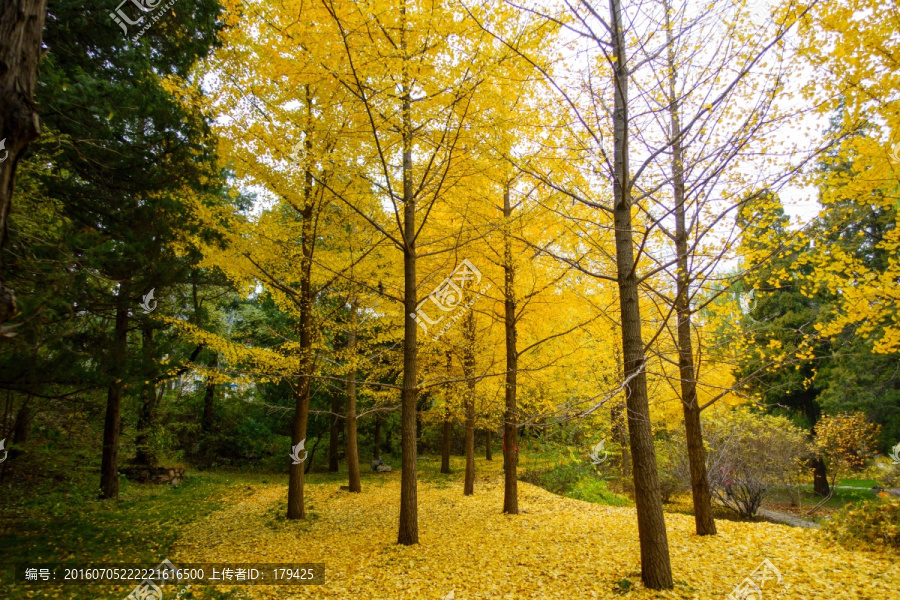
[{"x1": 171, "y1": 462, "x2": 900, "y2": 599}]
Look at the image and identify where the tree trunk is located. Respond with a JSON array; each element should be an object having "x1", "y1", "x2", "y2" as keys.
[
  {"x1": 485, "y1": 429, "x2": 492, "y2": 461},
  {"x1": 287, "y1": 319, "x2": 312, "y2": 519},
  {"x1": 346, "y1": 299, "x2": 361, "y2": 492},
  {"x1": 441, "y1": 352, "x2": 452, "y2": 474},
  {"x1": 0, "y1": 0, "x2": 47, "y2": 327},
  {"x1": 12, "y1": 395, "x2": 30, "y2": 444},
  {"x1": 201, "y1": 352, "x2": 218, "y2": 434},
  {"x1": 502, "y1": 185, "x2": 519, "y2": 514},
  {"x1": 441, "y1": 417, "x2": 452, "y2": 474},
  {"x1": 287, "y1": 97, "x2": 316, "y2": 519},
  {"x1": 134, "y1": 323, "x2": 157, "y2": 467},
  {"x1": 373, "y1": 413, "x2": 382, "y2": 460},
  {"x1": 304, "y1": 434, "x2": 321, "y2": 475},
  {"x1": 664, "y1": 4, "x2": 716, "y2": 536},
  {"x1": 416, "y1": 399, "x2": 424, "y2": 455},
  {"x1": 611, "y1": 400, "x2": 630, "y2": 478},
  {"x1": 329, "y1": 391, "x2": 343, "y2": 472},
  {"x1": 463, "y1": 310, "x2": 476, "y2": 496},
  {"x1": 398, "y1": 4, "x2": 419, "y2": 543},
  {"x1": 813, "y1": 456, "x2": 829, "y2": 497},
  {"x1": 609, "y1": 0, "x2": 673, "y2": 587},
  {"x1": 100, "y1": 283, "x2": 129, "y2": 499},
  {"x1": 682, "y1": 403, "x2": 716, "y2": 534}
]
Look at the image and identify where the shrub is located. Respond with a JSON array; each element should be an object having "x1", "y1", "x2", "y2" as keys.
[
  {"x1": 521, "y1": 461, "x2": 630, "y2": 507},
  {"x1": 825, "y1": 497, "x2": 900, "y2": 550},
  {"x1": 568, "y1": 476, "x2": 631, "y2": 507},
  {"x1": 520, "y1": 461, "x2": 592, "y2": 496},
  {"x1": 664, "y1": 408, "x2": 810, "y2": 518},
  {"x1": 814, "y1": 412, "x2": 881, "y2": 473},
  {"x1": 658, "y1": 475, "x2": 681, "y2": 504}
]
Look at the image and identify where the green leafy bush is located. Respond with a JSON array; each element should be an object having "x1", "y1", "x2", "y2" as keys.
[
  {"x1": 825, "y1": 497, "x2": 900, "y2": 550},
  {"x1": 521, "y1": 460, "x2": 590, "y2": 495},
  {"x1": 521, "y1": 460, "x2": 630, "y2": 507},
  {"x1": 568, "y1": 476, "x2": 630, "y2": 506}
]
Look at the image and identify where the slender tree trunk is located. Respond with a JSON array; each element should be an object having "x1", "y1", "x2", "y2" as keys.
[
  {"x1": 134, "y1": 323, "x2": 157, "y2": 467},
  {"x1": 373, "y1": 413, "x2": 382, "y2": 460},
  {"x1": 12, "y1": 395, "x2": 30, "y2": 444},
  {"x1": 609, "y1": 0, "x2": 673, "y2": 587},
  {"x1": 664, "y1": 4, "x2": 716, "y2": 536},
  {"x1": 287, "y1": 288, "x2": 312, "y2": 519},
  {"x1": 0, "y1": 0, "x2": 47, "y2": 327},
  {"x1": 304, "y1": 434, "x2": 321, "y2": 475},
  {"x1": 813, "y1": 456, "x2": 829, "y2": 497},
  {"x1": 485, "y1": 429, "x2": 492, "y2": 461},
  {"x1": 287, "y1": 95, "x2": 316, "y2": 519},
  {"x1": 201, "y1": 352, "x2": 218, "y2": 434},
  {"x1": 100, "y1": 283, "x2": 129, "y2": 499},
  {"x1": 398, "y1": 2, "x2": 419, "y2": 543},
  {"x1": 441, "y1": 352, "x2": 452, "y2": 474},
  {"x1": 463, "y1": 310, "x2": 476, "y2": 496},
  {"x1": 441, "y1": 417, "x2": 452, "y2": 473},
  {"x1": 502, "y1": 185, "x2": 519, "y2": 514},
  {"x1": 329, "y1": 391, "x2": 343, "y2": 472},
  {"x1": 346, "y1": 299, "x2": 361, "y2": 492},
  {"x1": 611, "y1": 400, "x2": 630, "y2": 479}
]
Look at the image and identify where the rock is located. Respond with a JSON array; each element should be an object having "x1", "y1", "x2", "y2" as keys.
[{"x1": 376, "y1": 465, "x2": 392, "y2": 473}]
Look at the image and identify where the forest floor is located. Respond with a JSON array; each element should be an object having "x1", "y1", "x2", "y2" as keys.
[
  {"x1": 2, "y1": 455, "x2": 898, "y2": 599},
  {"x1": 170, "y1": 457, "x2": 896, "y2": 599}
]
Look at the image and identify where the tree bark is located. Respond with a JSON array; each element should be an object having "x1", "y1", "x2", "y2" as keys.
[
  {"x1": 346, "y1": 299, "x2": 361, "y2": 492},
  {"x1": 664, "y1": 3, "x2": 716, "y2": 536},
  {"x1": 441, "y1": 353, "x2": 452, "y2": 474},
  {"x1": 287, "y1": 296, "x2": 312, "y2": 519},
  {"x1": 609, "y1": 0, "x2": 673, "y2": 587},
  {"x1": 813, "y1": 456, "x2": 829, "y2": 497},
  {"x1": 463, "y1": 310, "x2": 476, "y2": 496},
  {"x1": 287, "y1": 94, "x2": 316, "y2": 519},
  {"x1": 398, "y1": 1, "x2": 419, "y2": 543},
  {"x1": 611, "y1": 399, "x2": 630, "y2": 478},
  {"x1": 100, "y1": 283, "x2": 129, "y2": 499},
  {"x1": 441, "y1": 416, "x2": 452, "y2": 473},
  {"x1": 134, "y1": 323, "x2": 157, "y2": 467},
  {"x1": 502, "y1": 185, "x2": 519, "y2": 514},
  {"x1": 0, "y1": 0, "x2": 47, "y2": 327},
  {"x1": 329, "y1": 391, "x2": 343, "y2": 472},
  {"x1": 485, "y1": 429, "x2": 492, "y2": 461},
  {"x1": 201, "y1": 352, "x2": 218, "y2": 434},
  {"x1": 373, "y1": 413, "x2": 382, "y2": 460},
  {"x1": 12, "y1": 395, "x2": 30, "y2": 444}
]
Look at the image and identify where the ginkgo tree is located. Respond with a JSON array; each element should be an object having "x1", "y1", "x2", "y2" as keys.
[
  {"x1": 295, "y1": 0, "x2": 551, "y2": 544},
  {"x1": 188, "y1": 0, "x2": 399, "y2": 518},
  {"x1": 796, "y1": 0, "x2": 900, "y2": 355}
]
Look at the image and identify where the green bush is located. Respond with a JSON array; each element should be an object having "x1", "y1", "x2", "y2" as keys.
[
  {"x1": 521, "y1": 460, "x2": 591, "y2": 495},
  {"x1": 521, "y1": 460, "x2": 630, "y2": 507},
  {"x1": 568, "y1": 476, "x2": 630, "y2": 506},
  {"x1": 825, "y1": 497, "x2": 900, "y2": 550}
]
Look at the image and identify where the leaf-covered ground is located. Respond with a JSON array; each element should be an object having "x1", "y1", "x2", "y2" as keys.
[{"x1": 171, "y1": 461, "x2": 899, "y2": 599}]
